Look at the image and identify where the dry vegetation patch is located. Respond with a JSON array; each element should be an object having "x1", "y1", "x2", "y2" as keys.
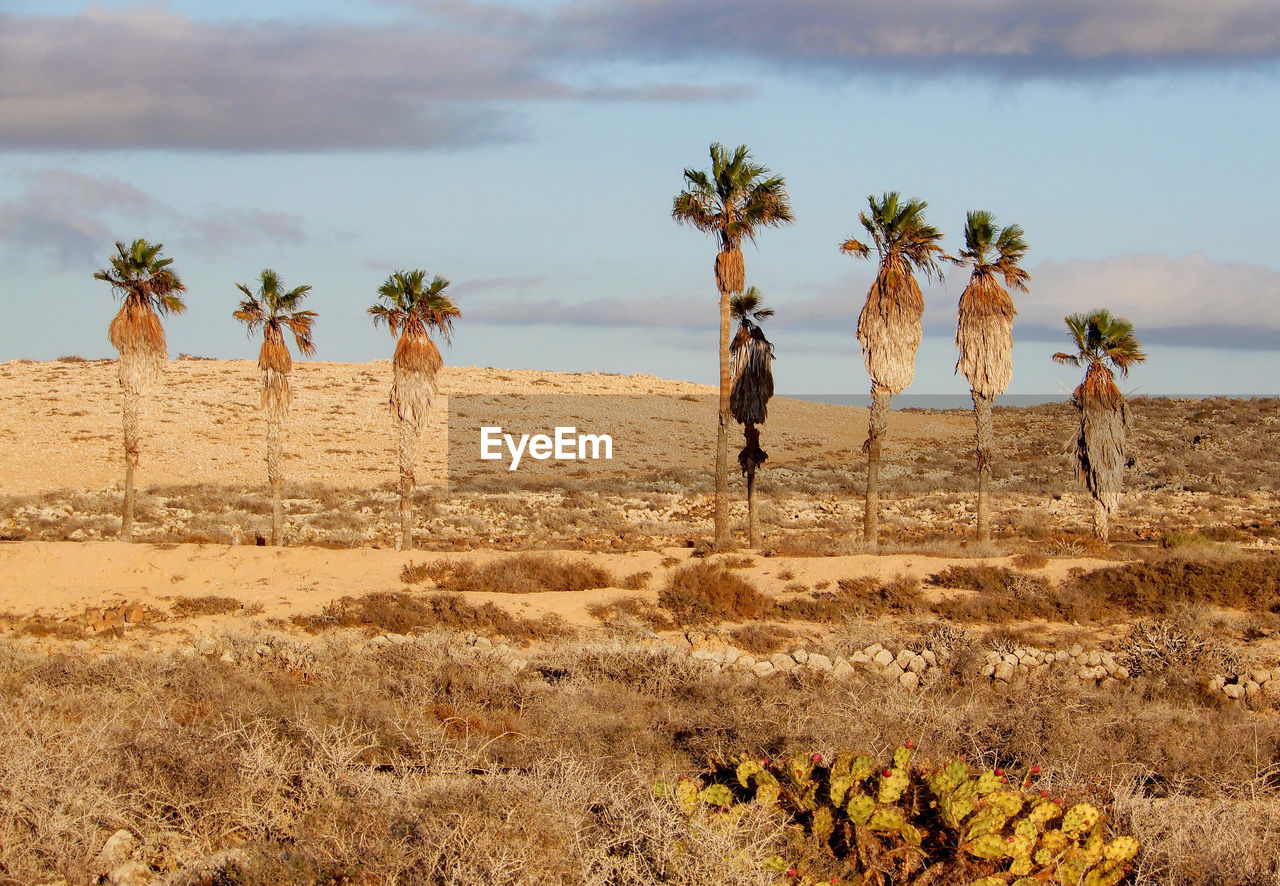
[
  {"x1": 292, "y1": 592, "x2": 569, "y2": 642},
  {"x1": 403, "y1": 553, "x2": 615, "y2": 593}
]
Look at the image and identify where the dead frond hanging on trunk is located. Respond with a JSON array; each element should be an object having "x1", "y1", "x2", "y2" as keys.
[
  {"x1": 857, "y1": 260, "x2": 924, "y2": 395},
  {"x1": 738, "y1": 422, "x2": 767, "y2": 474},
  {"x1": 955, "y1": 273, "x2": 1015, "y2": 400},
  {"x1": 259, "y1": 325, "x2": 294, "y2": 418},
  {"x1": 715, "y1": 249, "x2": 745, "y2": 296},
  {"x1": 108, "y1": 301, "x2": 167, "y2": 395},
  {"x1": 1067, "y1": 364, "x2": 1131, "y2": 513},
  {"x1": 391, "y1": 332, "x2": 442, "y2": 434},
  {"x1": 730, "y1": 324, "x2": 774, "y2": 426}
]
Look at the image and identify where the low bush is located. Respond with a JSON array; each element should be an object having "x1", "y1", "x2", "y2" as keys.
[
  {"x1": 412, "y1": 554, "x2": 615, "y2": 594},
  {"x1": 659, "y1": 562, "x2": 772, "y2": 625}
]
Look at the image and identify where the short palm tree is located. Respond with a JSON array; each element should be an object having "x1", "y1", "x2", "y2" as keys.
[
  {"x1": 841, "y1": 192, "x2": 945, "y2": 546},
  {"x1": 234, "y1": 269, "x2": 316, "y2": 546},
  {"x1": 94, "y1": 238, "x2": 186, "y2": 542},
  {"x1": 730, "y1": 286, "x2": 775, "y2": 548},
  {"x1": 673, "y1": 143, "x2": 793, "y2": 549},
  {"x1": 1052, "y1": 310, "x2": 1146, "y2": 542},
  {"x1": 953, "y1": 211, "x2": 1030, "y2": 543},
  {"x1": 369, "y1": 270, "x2": 460, "y2": 550}
]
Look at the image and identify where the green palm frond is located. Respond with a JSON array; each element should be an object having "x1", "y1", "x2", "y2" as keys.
[
  {"x1": 234, "y1": 269, "x2": 316, "y2": 356},
  {"x1": 370, "y1": 269, "x2": 461, "y2": 345},
  {"x1": 731, "y1": 286, "x2": 775, "y2": 325},
  {"x1": 94, "y1": 238, "x2": 187, "y2": 314},
  {"x1": 1055, "y1": 309, "x2": 1146, "y2": 377},
  {"x1": 843, "y1": 192, "x2": 946, "y2": 281},
  {"x1": 672, "y1": 142, "x2": 794, "y2": 250}
]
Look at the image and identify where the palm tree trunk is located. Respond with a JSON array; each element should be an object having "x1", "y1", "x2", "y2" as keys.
[
  {"x1": 120, "y1": 390, "x2": 140, "y2": 542},
  {"x1": 1093, "y1": 499, "x2": 1109, "y2": 543},
  {"x1": 863, "y1": 383, "x2": 891, "y2": 546},
  {"x1": 973, "y1": 392, "x2": 994, "y2": 543},
  {"x1": 746, "y1": 467, "x2": 759, "y2": 548},
  {"x1": 267, "y1": 417, "x2": 284, "y2": 546},
  {"x1": 714, "y1": 285, "x2": 732, "y2": 549},
  {"x1": 398, "y1": 418, "x2": 416, "y2": 550}
]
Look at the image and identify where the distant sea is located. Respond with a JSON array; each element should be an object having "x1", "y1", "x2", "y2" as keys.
[{"x1": 786, "y1": 394, "x2": 1276, "y2": 411}]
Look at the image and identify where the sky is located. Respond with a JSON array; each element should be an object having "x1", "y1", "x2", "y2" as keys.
[{"x1": 2, "y1": 0, "x2": 1278, "y2": 396}]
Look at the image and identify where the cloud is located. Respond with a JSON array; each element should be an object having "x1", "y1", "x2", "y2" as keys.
[
  {"x1": 551, "y1": 0, "x2": 1280, "y2": 77},
  {"x1": 0, "y1": 5, "x2": 743, "y2": 152},
  {"x1": 0, "y1": 169, "x2": 311, "y2": 268},
  {"x1": 466, "y1": 253, "x2": 1280, "y2": 351}
]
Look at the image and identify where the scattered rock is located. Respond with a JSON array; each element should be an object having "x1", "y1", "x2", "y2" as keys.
[
  {"x1": 807, "y1": 653, "x2": 833, "y2": 672},
  {"x1": 96, "y1": 829, "x2": 139, "y2": 873}
]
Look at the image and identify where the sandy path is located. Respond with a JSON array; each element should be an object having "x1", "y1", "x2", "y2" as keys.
[{"x1": 0, "y1": 540, "x2": 1112, "y2": 628}]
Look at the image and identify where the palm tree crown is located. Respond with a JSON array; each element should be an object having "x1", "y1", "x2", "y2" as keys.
[
  {"x1": 95, "y1": 238, "x2": 187, "y2": 317},
  {"x1": 369, "y1": 270, "x2": 459, "y2": 347},
  {"x1": 672, "y1": 143, "x2": 793, "y2": 294},
  {"x1": 841, "y1": 192, "x2": 945, "y2": 395},
  {"x1": 234, "y1": 269, "x2": 317, "y2": 361},
  {"x1": 954, "y1": 210, "x2": 1028, "y2": 399},
  {"x1": 1052, "y1": 310, "x2": 1146, "y2": 406}
]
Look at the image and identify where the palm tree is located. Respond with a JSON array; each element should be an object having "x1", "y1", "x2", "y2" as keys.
[
  {"x1": 1052, "y1": 310, "x2": 1146, "y2": 542},
  {"x1": 673, "y1": 143, "x2": 793, "y2": 549},
  {"x1": 841, "y1": 193, "x2": 945, "y2": 546},
  {"x1": 953, "y1": 211, "x2": 1030, "y2": 543},
  {"x1": 369, "y1": 270, "x2": 460, "y2": 550},
  {"x1": 730, "y1": 286, "x2": 775, "y2": 548},
  {"x1": 233, "y1": 269, "x2": 316, "y2": 546},
  {"x1": 94, "y1": 239, "x2": 186, "y2": 542}
]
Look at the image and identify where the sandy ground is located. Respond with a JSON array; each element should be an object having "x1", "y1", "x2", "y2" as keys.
[
  {"x1": 0, "y1": 538, "x2": 1114, "y2": 629},
  {"x1": 0, "y1": 358, "x2": 968, "y2": 494}
]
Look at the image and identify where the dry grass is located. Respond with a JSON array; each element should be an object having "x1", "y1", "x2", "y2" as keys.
[
  {"x1": 407, "y1": 554, "x2": 615, "y2": 594},
  {"x1": 292, "y1": 592, "x2": 569, "y2": 642},
  {"x1": 658, "y1": 562, "x2": 772, "y2": 625},
  {"x1": 170, "y1": 594, "x2": 245, "y2": 617},
  {"x1": 0, "y1": 628, "x2": 1277, "y2": 885}
]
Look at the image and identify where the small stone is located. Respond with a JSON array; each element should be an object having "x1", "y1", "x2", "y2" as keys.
[
  {"x1": 895, "y1": 649, "x2": 914, "y2": 668},
  {"x1": 1245, "y1": 680, "x2": 1262, "y2": 703},
  {"x1": 994, "y1": 661, "x2": 1015, "y2": 682},
  {"x1": 1223, "y1": 683, "x2": 1245, "y2": 700},
  {"x1": 1086, "y1": 650, "x2": 1102, "y2": 667},
  {"x1": 770, "y1": 653, "x2": 795, "y2": 672},
  {"x1": 753, "y1": 661, "x2": 776, "y2": 678},
  {"x1": 124, "y1": 604, "x2": 146, "y2": 624},
  {"x1": 254, "y1": 644, "x2": 271, "y2": 657},
  {"x1": 1044, "y1": 652, "x2": 1056, "y2": 664},
  {"x1": 882, "y1": 662, "x2": 905, "y2": 681},
  {"x1": 736, "y1": 654, "x2": 757, "y2": 670},
  {"x1": 872, "y1": 649, "x2": 894, "y2": 667},
  {"x1": 791, "y1": 648, "x2": 808, "y2": 665},
  {"x1": 907, "y1": 655, "x2": 927, "y2": 674},
  {"x1": 1099, "y1": 676, "x2": 1118, "y2": 690},
  {"x1": 982, "y1": 663, "x2": 996, "y2": 678},
  {"x1": 808, "y1": 653, "x2": 833, "y2": 672},
  {"x1": 473, "y1": 636, "x2": 492, "y2": 649},
  {"x1": 723, "y1": 646, "x2": 741, "y2": 665},
  {"x1": 897, "y1": 670, "x2": 919, "y2": 690},
  {"x1": 1069, "y1": 644, "x2": 1084, "y2": 658},
  {"x1": 985, "y1": 651, "x2": 1002, "y2": 666},
  {"x1": 921, "y1": 649, "x2": 937, "y2": 666},
  {"x1": 109, "y1": 861, "x2": 154, "y2": 886},
  {"x1": 1251, "y1": 669, "x2": 1271, "y2": 685},
  {"x1": 865, "y1": 642, "x2": 884, "y2": 657},
  {"x1": 193, "y1": 636, "x2": 217, "y2": 656},
  {"x1": 1115, "y1": 666, "x2": 1130, "y2": 680},
  {"x1": 1209, "y1": 674, "x2": 1226, "y2": 692},
  {"x1": 218, "y1": 650, "x2": 236, "y2": 664},
  {"x1": 96, "y1": 829, "x2": 139, "y2": 872},
  {"x1": 690, "y1": 648, "x2": 715, "y2": 661},
  {"x1": 385, "y1": 633, "x2": 409, "y2": 645},
  {"x1": 849, "y1": 650, "x2": 871, "y2": 664}
]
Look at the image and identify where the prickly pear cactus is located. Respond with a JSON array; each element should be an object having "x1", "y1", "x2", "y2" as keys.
[{"x1": 663, "y1": 747, "x2": 1140, "y2": 886}]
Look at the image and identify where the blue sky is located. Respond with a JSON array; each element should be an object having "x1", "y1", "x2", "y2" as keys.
[{"x1": 2, "y1": 0, "x2": 1278, "y2": 395}]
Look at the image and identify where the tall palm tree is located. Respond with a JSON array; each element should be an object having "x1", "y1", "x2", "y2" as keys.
[
  {"x1": 841, "y1": 193, "x2": 945, "y2": 546},
  {"x1": 1052, "y1": 310, "x2": 1146, "y2": 542},
  {"x1": 730, "y1": 286, "x2": 775, "y2": 548},
  {"x1": 234, "y1": 269, "x2": 316, "y2": 546},
  {"x1": 94, "y1": 238, "x2": 186, "y2": 542},
  {"x1": 369, "y1": 270, "x2": 460, "y2": 550},
  {"x1": 953, "y1": 211, "x2": 1030, "y2": 543},
  {"x1": 673, "y1": 143, "x2": 793, "y2": 549}
]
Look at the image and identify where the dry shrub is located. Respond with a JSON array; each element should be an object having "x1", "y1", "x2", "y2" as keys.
[
  {"x1": 420, "y1": 554, "x2": 615, "y2": 594},
  {"x1": 293, "y1": 592, "x2": 568, "y2": 643},
  {"x1": 728, "y1": 623, "x2": 795, "y2": 655},
  {"x1": 620, "y1": 570, "x2": 652, "y2": 590},
  {"x1": 773, "y1": 575, "x2": 923, "y2": 622},
  {"x1": 658, "y1": 562, "x2": 772, "y2": 625},
  {"x1": 587, "y1": 597, "x2": 675, "y2": 632},
  {"x1": 1011, "y1": 552, "x2": 1049, "y2": 569},
  {"x1": 170, "y1": 595, "x2": 244, "y2": 617},
  {"x1": 1066, "y1": 555, "x2": 1280, "y2": 616}
]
